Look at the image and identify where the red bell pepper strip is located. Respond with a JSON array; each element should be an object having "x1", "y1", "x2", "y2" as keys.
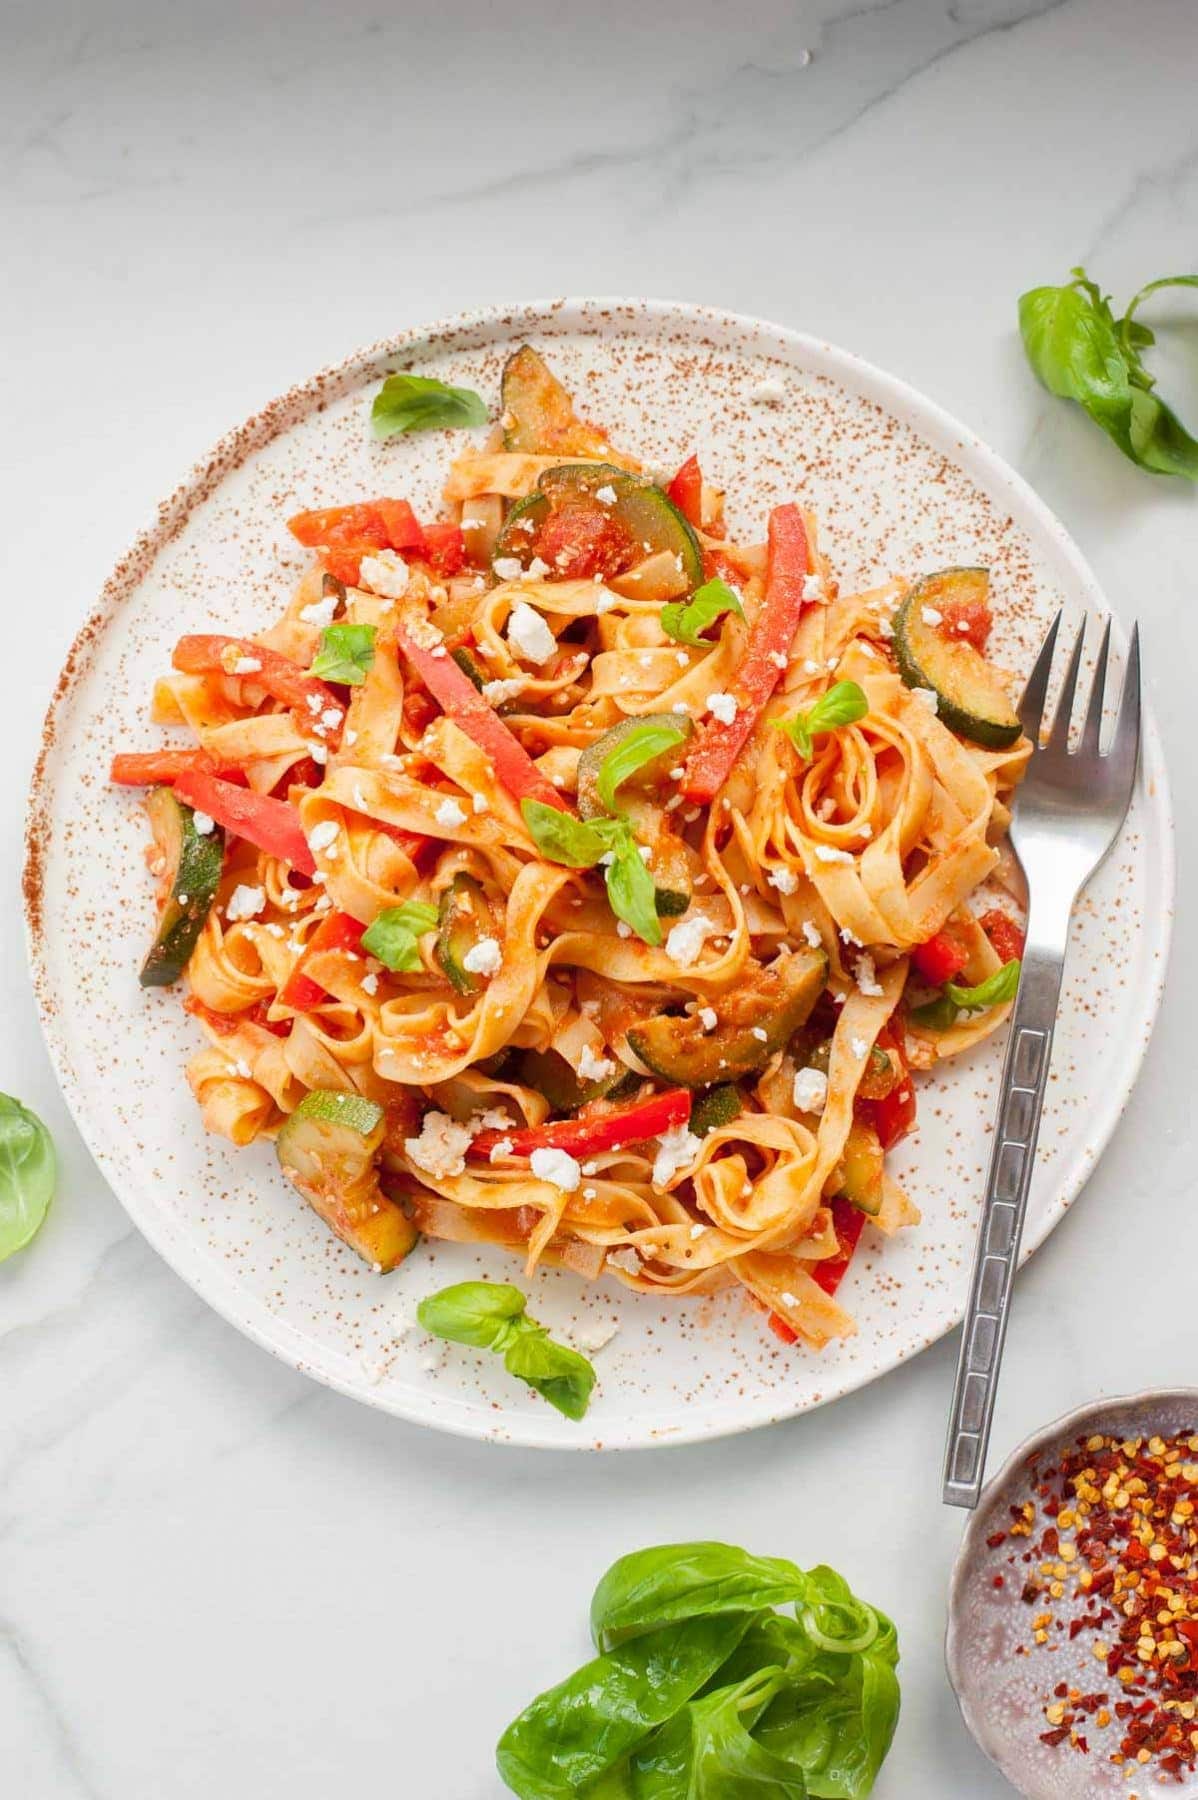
[
  {"x1": 279, "y1": 910, "x2": 366, "y2": 1010},
  {"x1": 319, "y1": 546, "x2": 369, "y2": 587},
  {"x1": 978, "y1": 908, "x2": 1025, "y2": 966},
  {"x1": 287, "y1": 502, "x2": 391, "y2": 551},
  {"x1": 469, "y1": 1088, "x2": 691, "y2": 1162},
  {"x1": 855, "y1": 1025, "x2": 917, "y2": 1151},
  {"x1": 110, "y1": 748, "x2": 229, "y2": 787},
  {"x1": 681, "y1": 503, "x2": 811, "y2": 805},
  {"x1": 666, "y1": 454, "x2": 704, "y2": 529},
  {"x1": 767, "y1": 1311, "x2": 799, "y2": 1345},
  {"x1": 173, "y1": 635, "x2": 341, "y2": 721},
  {"x1": 172, "y1": 769, "x2": 315, "y2": 875},
  {"x1": 911, "y1": 930, "x2": 969, "y2": 987},
  {"x1": 374, "y1": 499, "x2": 427, "y2": 555},
  {"x1": 394, "y1": 615, "x2": 569, "y2": 813},
  {"x1": 811, "y1": 1197, "x2": 867, "y2": 1295},
  {"x1": 421, "y1": 521, "x2": 466, "y2": 577}
]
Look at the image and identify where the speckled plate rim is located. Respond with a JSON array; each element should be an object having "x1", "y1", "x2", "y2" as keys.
[
  {"x1": 23, "y1": 298, "x2": 1175, "y2": 1449},
  {"x1": 945, "y1": 1388, "x2": 1198, "y2": 1796}
]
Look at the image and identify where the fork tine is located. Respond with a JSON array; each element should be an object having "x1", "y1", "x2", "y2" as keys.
[
  {"x1": 1108, "y1": 621, "x2": 1142, "y2": 794},
  {"x1": 1018, "y1": 608, "x2": 1063, "y2": 742},
  {"x1": 1079, "y1": 615, "x2": 1112, "y2": 758},
  {"x1": 1046, "y1": 618, "x2": 1087, "y2": 752}
]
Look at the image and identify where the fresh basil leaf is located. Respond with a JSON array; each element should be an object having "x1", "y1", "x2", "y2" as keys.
[
  {"x1": 755, "y1": 1648, "x2": 899, "y2": 1799},
  {"x1": 907, "y1": 994, "x2": 960, "y2": 1032},
  {"x1": 944, "y1": 958, "x2": 1021, "y2": 1011},
  {"x1": 605, "y1": 836, "x2": 663, "y2": 948},
  {"x1": 416, "y1": 1280, "x2": 526, "y2": 1350},
  {"x1": 631, "y1": 1668, "x2": 808, "y2": 1799},
  {"x1": 310, "y1": 622, "x2": 377, "y2": 685},
  {"x1": 0, "y1": 1095, "x2": 56, "y2": 1263},
  {"x1": 371, "y1": 372, "x2": 489, "y2": 438},
  {"x1": 496, "y1": 1613, "x2": 759, "y2": 1800},
  {"x1": 597, "y1": 719, "x2": 691, "y2": 816},
  {"x1": 776, "y1": 682, "x2": 869, "y2": 763},
  {"x1": 660, "y1": 577, "x2": 745, "y2": 648},
  {"x1": 797, "y1": 1567, "x2": 882, "y2": 1656},
  {"x1": 521, "y1": 800, "x2": 614, "y2": 869},
  {"x1": 360, "y1": 900, "x2": 438, "y2": 971},
  {"x1": 592, "y1": 1543, "x2": 807, "y2": 1653},
  {"x1": 503, "y1": 1327, "x2": 596, "y2": 1421},
  {"x1": 1018, "y1": 279, "x2": 1132, "y2": 442},
  {"x1": 1128, "y1": 385, "x2": 1198, "y2": 479}
]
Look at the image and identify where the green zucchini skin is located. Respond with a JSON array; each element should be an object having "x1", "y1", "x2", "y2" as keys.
[
  {"x1": 831, "y1": 1118, "x2": 885, "y2": 1217},
  {"x1": 690, "y1": 1084, "x2": 742, "y2": 1138},
  {"x1": 500, "y1": 347, "x2": 610, "y2": 457},
  {"x1": 491, "y1": 465, "x2": 703, "y2": 600},
  {"x1": 515, "y1": 1048, "x2": 638, "y2": 1115},
  {"x1": 435, "y1": 874, "x2": 493, "y2": 997},
  {"x1": 892, "y1": 569, "x2": 1021, "y2": 750},
  {"x1": 628, "y1": 950, "x2": 827, "y2": 1088},
  {"x1": 276, "y1": 1090, "x2": 419, "y2": 1270},
  {"x1": 139, "y1": 787, "x2": 223, "y2": 988}
]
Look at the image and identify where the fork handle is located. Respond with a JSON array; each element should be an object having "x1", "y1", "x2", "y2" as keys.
[{"x1": 942, "y1": 925, "x2": 1067, "y2": 1508}]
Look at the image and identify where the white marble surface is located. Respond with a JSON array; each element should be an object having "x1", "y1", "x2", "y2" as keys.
[{"x1": 3, "y1": 1, "x2": 1197, "y2": 1793}]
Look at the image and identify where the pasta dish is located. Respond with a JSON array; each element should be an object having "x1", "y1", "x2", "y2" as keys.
[{"x1": 110, "y1": 348, "x2": 1030, "y2": 1350}]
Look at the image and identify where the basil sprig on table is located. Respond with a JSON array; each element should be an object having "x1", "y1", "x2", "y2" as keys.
[
  {"x1": 361, "y1": 901, "x2": 438, "y2": 972},
  {"x1": 0, "y1": 1095, "x2": 56, "y2": 1263},
  {"x1": 522, "y1": 800, "x2": 661, "y2": 948},
  {"x1": 1019, "y1": 267, "x2": 1198, "y2": 479},
  {"x1": 911, "y1": 957, "x2": 1022, "y2": 1031},
  {"x1": 660, "y1": 576, "x2": 745, "y2": 647},
  {"x1": 497, "y1": 1540, "x2": 900, "y2": 1798},
  {"x1": 776, "y1": 680, "x2": 869, "y2": 761},
  {"x1": 310, "y1": 622, "x2": 377, "y2": 685},
  {"x1": 371, "y1": 372, "x2": 489, "y2": 437},
  {"x1": 417, "y1": 1282, "x2": 596, "y2": 1420}
]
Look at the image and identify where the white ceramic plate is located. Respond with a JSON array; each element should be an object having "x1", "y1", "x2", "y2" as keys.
[{"x1": 24, "y1": 300, "x2": 1173, "y2": 1450}]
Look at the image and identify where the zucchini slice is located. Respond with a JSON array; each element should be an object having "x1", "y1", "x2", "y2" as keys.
[
  {"x1": 435, "y1": 873, "x2": 497, "y2": 997},
  {"x1": 516, "y1": 1048, "x2": 638, "y2": 1115},
  {"x1": 893, "y1": 570, "x2": 1021, "y2": 749},
  {"x1": 139, "y1": 787, "x2": 223, "y2": 988},
  {"x1": 628, "y1": 949, "x2": 827, "y2": 1088},
  {"x1": 501, "y1": 347, "x2": 610, "y2": 457},
  {"x1": 830, "y1": 1118, "x2": 884, "y2": 1217},
  {"x1": 492, "y1": 466, "x2": 703, "y2": 600},
  {"x1": 690, "y1": 1084, "x2": 742, "y2": 1138},
  {"x1": 276, "y1": 1090, "x2": 419, "y2": 1270},
  {"x1": 451, "y1": 646, "x2": 487, "y2": 692}
]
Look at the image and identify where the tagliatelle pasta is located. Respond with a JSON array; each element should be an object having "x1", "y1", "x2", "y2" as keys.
[{"x1": 112, "y1": 348, "x2": 1032, "y2": 1350}]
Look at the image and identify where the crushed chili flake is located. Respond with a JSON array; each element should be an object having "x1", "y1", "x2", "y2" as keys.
[{"x1": 986, "y1": 1426, "x2": 1198, "y2": 1783}]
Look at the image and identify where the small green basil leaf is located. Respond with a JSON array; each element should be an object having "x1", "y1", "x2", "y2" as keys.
[
  {"x1": 521, "y1": 800, "x2": 614, "y2": 868},
  {"x1": 597, "y1": 719, "x2": 691, "y2": 815},
  {"x1": 503, "y1": 1327, "x2": 596, "y2": 1421},
  {"x1": 944, "y1": 958, "x2": 1022, "y2": 1011},
  {"x1": 416, "y1": 1280, "x2": 527, "y2": 1350},
  {"x1": 630, "y1": 1668, "x2": 806, "y2": 1799},
  {"x1": 310, "y1": 622, "x2": 377, "y2": 685},
  {"x1": 360, "y1": 900, "x2": 438, "y2": 971},
  {"x1": 1128, "y1": 386, "x2": 1198, "y2": 479},
  {"x1": 0, "y1": 1095, "x2": 56, "y2": 1263},
  {"x1": 591, "y1": 1543, "x2": 807, "y2": 1652},
  {"x1": 776, "y1": 682, "x2": 869, "y2": 764},
  {"x1": 371, "y1": 372, "x2": 488, "y2": 437},
  {"x1": 605, "y1": 835, "x2": 663, "y2": 948},
  {"x1": 1018, "y1": 280, "x2": 1132, "y2": 439},
  {"x1": 660, "y1": 577, "x2": 745, "y2": 648},
  {"x1": 907, "y1": 994, "x2": 960, "y2": 1032},
  {"x1": 496, "y1": 1613, "x2": 759, "y2": 1800}
]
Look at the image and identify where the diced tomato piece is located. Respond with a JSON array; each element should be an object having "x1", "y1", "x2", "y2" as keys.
[
  {"x1": 319, "y1": 546, "x2": 368, "y2": 586},
  {"x1": 978, "y1": 908, "x2": 1025, "y2": 966},
  {"x1": 534, "y1": 502, "x2": 630, "y2": 580},
  {"x1": 111, "y1": 748, "x2": 226, "y2": 786},
  {"x1": 767, "y1": 1311, "x2": 799, "y2": 1345},
  {"x1": 172, "y1": 635, "x2": 340, "y2": 722},
  {"x1": 421, "y1": 522, "x2": 466, "y2": 578},
  {"x1": 812, "y1": 1198, "x2": 867, "y2": 1296},
  {"x1": 666, "y1": 454, "x2": 703, "y2": 529},
  {"x1": 912, "y1": 930, "x2": 969, "y2": 987},
  {"x1": 702, "y1": 548, "x2": 744, "y2": 587},
  {"x1": 873, "y1": 1077, "x2": 917, "y2": 1153},
  {"x1": 185, "y1": 996, "x2": 289, "y2": 1038},
  {"x1": 469, "y1": 1089, "x2": 691, "y2": 1161},
  {"x1": 374, "y1": 499, "x2": 427, "y2": 555},
  {"x1": 171, "y1": 769, "x2": 315, "y2": 874},
  {"x1": 279, "y1": 910, "x2": 366, "y2": 1010},
  {"x1": 937, "y1": 594, "x2": 993, "y2": 652},
  {"x1": 276, "y1": 757, "x2": 324, "y2": 796},
  {"x1": 287, "y1": 503, "x2": 390, "y2": 551}
]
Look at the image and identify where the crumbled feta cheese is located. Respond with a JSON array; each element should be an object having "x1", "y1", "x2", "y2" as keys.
[
  {"x1": 615, "y1": 920, "x2": 632, "y2": 938},
  {"x1": 769, "y1": 650, "x2": 789, "y2": 670},
  {"x1": 192, "y1": 810, "x2": 215, "y2": 836},
  {"x1": 855, "y1": 953, "x2": 883, "y2": 998},
  {"x1": 802, "y1": 574, "x2": 826, "y2": 602},
  {"x1": 527, "y1": 555, "x2": 550, "y2": 580},
  {"x1": 792, "y1": 1066, "x2": 828, "y2": 1114},
  {"x1": 578, "y1": 1044, "x2": 617, "y2": 1083},
  {"x1": 572, "y1": 1318, "x2": 621, "y2": 1352},
  {"x1": 920, "y1": 606, "x2": 943, "y2": 626},
  {"x1": 404, "y1": 1111, "x2": 473, "y2": 1179},
  {"x1": 230, "y1": 655, "x2": 262, "y2": 675},
  {"x1": 343, "y1": 728, "x2": 358, "y2": 747},
  {"x1": 801, "y1": 920, "x2": 823, "y2": 948},
  {"x1": 593, "y1": 586, "x2": 618, "y2": 614},
  {"x1": 751, "y1": 377, "x2": 786, "y2": 405},
  {"x1": 750, "y1": 1026, "x2": 769, "y2": 1042},
  {"x1": 263, "y1": 922, "x2": 286, "y2": 939},
  {"x1": 768, "y1": 866, "x2": 798, "y2": 896},
  {"x1": 672, "y1": 702, "x2": 690, "y2": 715},
  {"x1": 226, "y1": 884, "x2": 266, "y2": 922},
  {"x1": 307, "y1": 820, "x2": 340, "y2": 855},
  {"x1": 956, "y1": 619, "x2": 972, "y2": 633},
  {"x1": 321, "y1": 707, "x2": 343, "y2": 731},
  {"x1": 652, "y1": 1125, "x2": 702, "y2": 1189},
  {"x1": 850, "y1": 1036, "x2": 869, "y2": 1060},
  {"x1": 607, "y1": 1247, "x2": 642, "y2": 1274},
  {"x1": 506, "y1": 601, "x2": 557, "y2": 666},
  {"x1": 813, "y1": 844, "x2": 853, "y2": 864},
  {"x1": 461, "y1": 935, "x2": 502, "y2": 977},
  {"x1": 530, "y1": 1146, "x2": 582, "y2": 1193},
  {"x1": 594, "y1": 484, "x2": 617, "y2": 505},
  {"x1": 361, "y1": 971, "x2": 379, "y2": 996},
  {"x1": 299, "y1": 594, "x2": 339, "y2": 628},
  {"x1": 492, "y1": 554, "x2": 525, "y2": 584},
  {"x1": 803, "y1": 659, "x2": 821, "y2": 675},
  {"x1": 705, "y1": 691, "x2": 738, "y2": 725},
  {"x1": 434, "y1": 796, "x2": 468, "y2": 829},
  {"x1": 910, "y1": 686, "x2": 940, "y2": 714},
  {"x1": 358, "y1": 550, "x2": 409, "y2": 599},
  {"x1": 229, "y1": 1059, "x2": 253, "y2": 1080},
  {"x1": 488, "y1": 1137, "x2": 515, "y2": 1163},
  {"x1": 472, "y1": 792, "x2": 489, "y2": 813},
  {"x1": 405, "y1": 614, "x2": 444, "y2": 651},
  {"x1": 698, "y1": 1006, "x2": 718, "y2": 1032},
  {"x1": 689, "y1": 1222, "x2": 708, "y2": 1240},
  {"x1": 665, "y1": 914, "x2": 715, "y2": 967},
  {"x1": 877, "y1": 615, "x2": 895, "y2": 639},
  {"x1": 481, "y1": 677, "x2": 524, "y2": 706},
  {"x1": 308, "y1": 741, "x2": 328, "y2": 765}
]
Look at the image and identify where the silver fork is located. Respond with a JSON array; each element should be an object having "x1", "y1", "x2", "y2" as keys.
[{"x1": 942, "y1": 611, "x2": 1142, "y2": 1509}]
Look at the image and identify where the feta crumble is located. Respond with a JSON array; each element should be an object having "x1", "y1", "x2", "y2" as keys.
[
  {"x1": 530, "y1": 1146, "x2": 582, "y2": 1193},
  {"x1": 792, "y1": 1066, "x2": 828, "y2": 1114},
  {"x1": 507, "y1": 601, "x2": 557, "y2": 666},
  {"x1": 434, "y1": 796, "x2": 468, "y2": 829},
  {"x1": 802, "y1": 574, "x2": 826, "y2": 602},
  {"x1": 594, "y1": 484, "x2": 617, "y2": 505},
  {"x1": 855, "y1": 953, "x2": 883, "y2": 998},
  {"x1": 404, "y1": 1111, "x2": 473, "y2": 1180},
  {"x1": 358, "y1": 549, "x2": 410, "y2": 599},
  {"x1": 226, "y1": 884, "x2": 266, "y2": 922},
  {"x1": 488, "y1": 1137, "x2": 515, "y2": 1163},
  {"x1": 813, "y1": 844, "x2": 853, "y2": 864},
  {"x1": 492, "y1": 556, "x2": 523, "y2": 582},
  {"x1": 299, "y1": 594, "x2": 339, "y2": 628},
  {"x1": 801, "y1": 920, "x2": 823, "y2": 948},
  {"x1": 751, "y1": 377, "x2": 787, "y2": 405},
  {"x1": 921, "y1": 605, "x2": 943, "y2": 626},
  {"x1": 481, "y1": 677, "x2": 524, "y2": 705},
  {"x1": 461, "y1": 936, "x2": 502, "y2": 977},
  {"x1": 698, "y1": 1006, "x2": 718, "y2": 1032},
  {"x1": 578, "y1": 1044, "x2": 617, "y2": 1084},
  {"x1": 593, "y1": 586, "x2": 619, "y2": 614},
  {"x1": 665, "y1": 913, "x2": 715, "y2": 967},
  {"x1": 307, "y1": 820, "x2": 340, "y2": 855},
  {"x1": 768, "y1": 866, "x2": 799, "y2": 895},
  {"x1": 192, "y1": 810, "x2": 215, "y2": 836},
  {"x1": 910, "y1": 686, "x2": 940, "y2": 714},
  {"x1": 705, "y1": 691, "x2": 738, "y2": 725},
  {"x1": 361, "y1": 971, "x2": 379, "y2": 996},
  {"x1": 652, "y1": 1125, "x2": 702, "y2": 1189},
  {"x1": 850, "y1": 1036, "x2": 869, "y2": 1060}
]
